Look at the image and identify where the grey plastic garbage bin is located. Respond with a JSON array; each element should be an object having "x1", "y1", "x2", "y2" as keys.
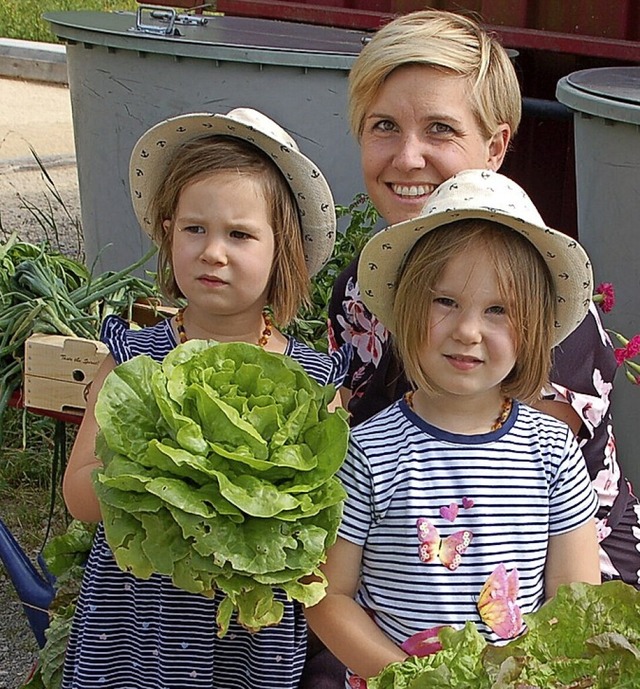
[
  {"x1": 556, "y1": 67, "x2": 640, "y2": 488},
  {"x1": 45, "y1": 9, "x2": 366, "y2": 275}
]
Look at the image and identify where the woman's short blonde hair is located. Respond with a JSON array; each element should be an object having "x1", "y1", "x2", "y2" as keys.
[
  {"x1": 393, "y1": 220, "x2": 555, "y2": 404},
  {"x1": 349, "y1": 9, "x2": 521, "y2": 141},
  {"x1": 149, "y1": 135, "x2": 309, "y2": 325}
]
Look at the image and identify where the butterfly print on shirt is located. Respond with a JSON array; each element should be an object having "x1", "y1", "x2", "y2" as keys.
[{"x1": 416, "y1": 517, "x2": 473, "y2": 571}]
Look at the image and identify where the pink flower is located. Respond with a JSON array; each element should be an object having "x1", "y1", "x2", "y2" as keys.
[
  {"x1": 590, "y1": 289, "x2": 639, "y2": 388},
  {"x1": 336, "y1": 311, "x2": 387, "y2": 367},
  {"x1": 615, "y1": 347, "x2": 629, "y2": 366},
  {"x1": 594, "y1": 283, "x2": 616, "y2": 313},
  {"x1": 614, "y1": 334, "x2": 640, "y2": 366},
  {"x1": 626, "y1": 334, "x2": 640, "y2": 358}
]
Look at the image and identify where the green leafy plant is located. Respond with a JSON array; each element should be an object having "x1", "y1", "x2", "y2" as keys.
[
  {"x1": 0, "y1": 231, "x2": 162, "y2": 438},
  {"x1": 0, "y1": 148, "x2": 84, "y2": 257},
  {"x1": 369, "y1": 580, "x2": 640, "y2": 688},
  {"x1": 93, "y1": 340, "x2": 349, "y2": 635},
  {"x1": 285, "y1": 194, "x2": 379, "y2": 351},
  {"x1": 22, "y1": 520, "x2": 96, "y2": 689}
]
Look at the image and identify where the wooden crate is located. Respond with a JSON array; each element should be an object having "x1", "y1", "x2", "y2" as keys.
[
  {"x1": 23, "y1": 334, "x2": 109, "y2": 414},
  {"x1": 22, "y1": 303, "x2": 177, "y2": 415}
]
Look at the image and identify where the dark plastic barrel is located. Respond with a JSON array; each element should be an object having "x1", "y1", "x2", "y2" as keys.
[{"x1": 557, "y1": 67, "x2": 640, "y2": 487}]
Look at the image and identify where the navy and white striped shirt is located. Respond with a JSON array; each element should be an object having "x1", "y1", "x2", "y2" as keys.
[
  {"x1": 62, "y1": 315, "x2": 350, "y2": 689},
  {"x1": 102, "y1": 314, "x2": 350, "y2": 387},
  {"x1": 338, "y1": 397, "x2": 598, "y2": 647}
]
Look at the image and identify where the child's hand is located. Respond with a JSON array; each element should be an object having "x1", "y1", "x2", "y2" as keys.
[{"x1": 347, "y1": 627, "x2": 449, "y2": 689}]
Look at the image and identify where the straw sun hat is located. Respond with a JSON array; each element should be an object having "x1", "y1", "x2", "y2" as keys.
[
  {"x1": 358, "y1": 169, "x2": 593, "y2": 346},
  {"x1": 129, "y1": 107, "x2": 336, "y2": 277}
]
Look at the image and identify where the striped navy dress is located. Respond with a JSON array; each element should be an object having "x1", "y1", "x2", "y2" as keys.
[
  {"x1": 62, "y1": 315, "x2": 350, "y2": 689},
  {"x1": 338, "y1": 396, "x2": 598, "y2": 672}
]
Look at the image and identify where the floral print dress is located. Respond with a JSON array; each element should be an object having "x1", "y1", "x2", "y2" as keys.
[{"x1": 328, "y1": 256, "x2": 640, "y2": 588}]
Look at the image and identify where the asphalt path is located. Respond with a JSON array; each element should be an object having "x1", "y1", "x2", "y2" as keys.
[
  {"x1": 0, "y1": 76, "x2": 75, "y2": 162},
  {"x1": 0, "y1": 76, "x2": 81, "y2": 252}
]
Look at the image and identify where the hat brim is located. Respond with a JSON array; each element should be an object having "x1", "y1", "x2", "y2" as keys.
[
  {"x1": 358, "y1": 207, "x2": 593, "y2": 347},
  {"x1": 129, "y1": 112, "x2": 335, "y2": 276}
]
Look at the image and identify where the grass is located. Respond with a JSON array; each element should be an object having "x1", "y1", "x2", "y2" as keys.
[
  {"x1": 0, "y1": 406, "x2": 71, "y2": 556},
  {"x1": 0, "y1": 0, "x2": 138, "y2": 43}
]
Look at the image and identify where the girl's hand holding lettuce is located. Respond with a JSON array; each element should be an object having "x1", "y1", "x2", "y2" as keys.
[{"x1": 92, "y1": 340, "x2": 349, "y2": 636}]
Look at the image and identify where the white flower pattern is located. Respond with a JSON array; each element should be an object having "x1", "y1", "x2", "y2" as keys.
[{"x1": 339, "y1": 277, "x2": 388, "y2": 366}]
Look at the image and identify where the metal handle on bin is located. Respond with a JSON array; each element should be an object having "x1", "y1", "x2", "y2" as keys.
[
  {"x1": 130, "y1": 5, "x2": 208, "y2": 36},
  {"x1": 131, "y1": 5, "x2": 177, "y2": 36}
]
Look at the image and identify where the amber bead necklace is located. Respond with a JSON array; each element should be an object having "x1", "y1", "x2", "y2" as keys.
[
  {"x1": 174, "y1": 308, "x2": 273, "y2": 347},
  {"x1": 404, "y1": 390, "x2": 513, "y2": 431}
]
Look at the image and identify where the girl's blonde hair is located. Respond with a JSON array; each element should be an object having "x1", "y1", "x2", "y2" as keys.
[
  {"x1": 349, "y1": 9, "x2": 521, "y2": 141},
  {"x1": 149, "y1": 135, "x2": 309, "y2": 325},
  {"x1": 393, "y1": 220, "x2": 555, "y2": 404}
]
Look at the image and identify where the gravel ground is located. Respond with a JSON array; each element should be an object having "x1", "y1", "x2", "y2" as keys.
[
  {"x1": 0, "y1": 159, "x2": 82, "y2": 255},
  {"x1": 0, "y1": 577, "x2": 40, "y2": 689},
  {"x1": 0, "y1": 159, "x2": 81, "y2": 689}
]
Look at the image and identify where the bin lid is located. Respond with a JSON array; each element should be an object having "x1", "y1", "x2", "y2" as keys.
[
  {"x1": 556, "y1": 67, "x2": 640, "y2": 126},
  {"x1": 44, "y1": 10, "x2": 366, "y2": 70}
]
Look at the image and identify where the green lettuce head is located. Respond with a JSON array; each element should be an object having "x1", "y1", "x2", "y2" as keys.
[
  {"x1": 93, "y1": 340, "x2": 349, "y2": 635},
  {"x1": 368, "y1": 581, "x2": 640, "y2": 689}
]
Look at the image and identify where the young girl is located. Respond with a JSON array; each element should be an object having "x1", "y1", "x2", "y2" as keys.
[
  {"x1": 61, "y1": 107, "x2": 349, "y2": 689},
  {"x1": 305, "y1": 169, "x2": 601, "y2": 685}
]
